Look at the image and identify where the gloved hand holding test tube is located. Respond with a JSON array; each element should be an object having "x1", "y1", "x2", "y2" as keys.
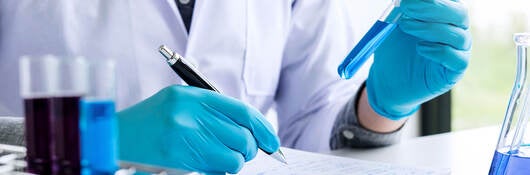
[{"x1": 339, "y1": 0, "x2": 471, "y2": 120}]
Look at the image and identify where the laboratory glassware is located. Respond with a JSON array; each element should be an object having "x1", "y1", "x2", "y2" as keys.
[
  {"x1": 20, "y1": 55, "x2": 87, "y2": 174},
  {"x1": 80, "y1": 59, "x2": 119, "y2": 175},
  {"x1": 489, "y1": 33, "x2": 530, "y2": 174},
  {"x1": 337, "y1": 0, "x2": 402, "y2": 79}
]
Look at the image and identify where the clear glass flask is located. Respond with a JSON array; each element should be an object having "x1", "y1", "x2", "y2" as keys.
[
  {"x1": 489, "y1": 33, "x2": 530, "y2": 174},
  {"x1": 337, "y1": 0, "x2": 402, "y2": 79}
]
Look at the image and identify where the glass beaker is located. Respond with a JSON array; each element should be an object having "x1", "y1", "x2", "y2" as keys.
[
  {"x1": 489, "y1": 33, "x2": 530, "y2": 174},
  {"x1": 20, "y1": 55, "x2": 87, "y2": 175},
  {"x1": 79, "y1": 59, "x2": 119, "y2": 175}
]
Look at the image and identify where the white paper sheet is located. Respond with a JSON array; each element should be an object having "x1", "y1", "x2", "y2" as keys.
[{"x1": 237, "y1": 147, "x2": 450, "y2": 175}]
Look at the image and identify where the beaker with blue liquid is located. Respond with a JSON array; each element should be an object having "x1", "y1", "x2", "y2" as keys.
[
  {"x1": 489, "y1": 33, "x2": 530, "y2": 175},
  {"x1": 337, "y1": 0, "x2": 402, "y2": 79},
  {"x1": 80, "y1": 60, "x2": 119, "y2": 175}
]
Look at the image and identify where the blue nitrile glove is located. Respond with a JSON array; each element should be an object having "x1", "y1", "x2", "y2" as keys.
[
  {"x1": 367, "y1": 0, "x2": 471, "y2": 120},
  {"x1": 117, "y1": 85, "x2": 280, "y2": 174}
]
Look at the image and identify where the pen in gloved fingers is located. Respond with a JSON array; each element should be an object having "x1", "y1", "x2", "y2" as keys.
[{"x1": 158, "y1": 45, "x2": 288, "y2": 165}]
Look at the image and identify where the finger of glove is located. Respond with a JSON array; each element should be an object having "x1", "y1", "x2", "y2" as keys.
[
  {"x1": 202, "y1": 172, "x2": 225, "y2": 175},
  {"x1": 399, "y1": 18, "x2": 471, "y2": 50},
  {"x1": 400, "y1": 0, "x2": 469, "y2": 29},
  {"x1": 199, "y1": 90, "x2": 280, "y2": 154},
  {"x1": 417, "y1": 41, "x2": 470, "y2": 73},
  {"x1": 201, "y1": 103, "x2": 259, "y2": 162},
  {"x1": 167, "y1": 123, "x2": 245, "y2": 174},
  {"x1": 201, "y1": 146, "x2": 245, "y2": 174}
]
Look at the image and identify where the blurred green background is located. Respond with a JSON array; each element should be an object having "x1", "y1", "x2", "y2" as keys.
[{"x1": 452, "y1": 0, "x2": 530, "y2": 130}]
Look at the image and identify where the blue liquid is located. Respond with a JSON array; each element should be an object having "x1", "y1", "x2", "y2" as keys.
[
  {"x1": 489, "y1": 150, "x2": 530, "y2": 175},
  {"x1": 338, "y1": 20, "x2": 397, "y2": 79},
  {"x1": 80, "y1": 99, "x2": 118, "y2": 175}
]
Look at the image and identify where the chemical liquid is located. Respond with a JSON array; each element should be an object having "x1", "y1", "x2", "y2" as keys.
[
  {"x1": 24, "y1": 97, "x2": 54, "y2": 174},
  {"x1": 24, "y1": 96, "x2": 82, "y2": 175},
  {"x1": 338, "y1": 20, "x2": 397, "y2": 79},
  {"x1": 489, "y1": 150, "x2": 530, "y2": 175},
  {"x1": 80, "y1": 99, "x2": 118, "y2": 175},
  {"x1": 52, "y1": 96, "x2": 82, "y2": 175}
]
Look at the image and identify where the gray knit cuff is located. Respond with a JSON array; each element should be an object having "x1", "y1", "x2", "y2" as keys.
[
  {"x1": 330, "y1": 83, "x2": 403, "y2": 149},
  {"x1": 0, "y1": 117, "x2": 25, "y2": 146}
]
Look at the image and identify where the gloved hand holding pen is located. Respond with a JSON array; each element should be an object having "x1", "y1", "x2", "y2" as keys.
[
  {"x1": 117, "y1": 85, "x2": 280, "y2": 174},
  {"x1": 367, "y1": 0, "x2": 471, "y2": 120}
]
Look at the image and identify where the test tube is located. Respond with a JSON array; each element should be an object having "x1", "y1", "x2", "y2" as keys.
[
  {"x1": 20, "y1": 55, "x2": 87, "y2": 175},
  {"x1": 337, "y1": 0, "x2": 402, "y2": 79},
  {"x1": 80, "y1": 60, "x2": 118, "y2": 175}
]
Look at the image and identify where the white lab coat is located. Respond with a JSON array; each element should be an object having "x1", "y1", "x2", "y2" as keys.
[{"x1": 0, "y1": 0, "x2": 383, "y2": 152}]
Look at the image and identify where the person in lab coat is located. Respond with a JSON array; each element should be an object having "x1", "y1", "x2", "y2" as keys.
[{"x1": 0, "y1": 0, "x2": 470, "y2": 174}]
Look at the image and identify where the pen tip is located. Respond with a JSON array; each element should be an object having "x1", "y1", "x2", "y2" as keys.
[{"x1": 270, "y1": 149, "x2": 288, "y2": 165}]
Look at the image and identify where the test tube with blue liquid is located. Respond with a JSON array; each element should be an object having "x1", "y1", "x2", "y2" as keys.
[
  {"x1": 337, "y1": 0, "x2": 402, "y2": 79},
  {"x1": 80, "y1": 60, "x2": 119, "y2": 175},
  {"x1": 489, "y1": 33, "x2": 530, "y2": 174}
]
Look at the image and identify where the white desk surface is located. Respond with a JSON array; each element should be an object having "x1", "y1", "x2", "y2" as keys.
[{"x1": 329, "y1": 126, "x2": 500, "y2": 174}]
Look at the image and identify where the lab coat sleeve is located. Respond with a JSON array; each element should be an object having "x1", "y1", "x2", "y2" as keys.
[{"x1": 275, "y1": 0, "x2": 370, "y2": 152}]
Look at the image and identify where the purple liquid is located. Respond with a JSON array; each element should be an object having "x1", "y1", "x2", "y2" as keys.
[
  {"x1": 24, "y1": 96, "x2": 82, "y2": 175},
  {"x1": 24, "y1": 98, "x2": 54, "y2": 174},
  {"x1": 489, "y1": 150, "x2": 530, "y2": 175},
  {"x1": 52, "y1": 96, "x2": 82, "y2": 175},
  {"x1": 337, "y1": 20, "x2": 397, "y2": 79}
]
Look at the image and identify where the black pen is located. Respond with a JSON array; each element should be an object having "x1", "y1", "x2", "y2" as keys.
[{"x1": 158, "y1": 45, "x2": 287, "y2": 165}]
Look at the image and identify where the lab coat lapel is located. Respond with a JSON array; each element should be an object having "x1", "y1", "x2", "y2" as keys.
[
  {"x1": 184, "y1": 0, "x2": 248, "y2": 96},
  {"x1": 185, "y1": 0, "x2": 247, "y2": 61},
  {"x1": 163, "y1": 0, "x2": 189, "y2": 50}
]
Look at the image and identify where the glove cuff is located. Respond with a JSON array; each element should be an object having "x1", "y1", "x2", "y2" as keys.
[{"x1": 365, "y1": 81, "x2": 419, "y2": 120}]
